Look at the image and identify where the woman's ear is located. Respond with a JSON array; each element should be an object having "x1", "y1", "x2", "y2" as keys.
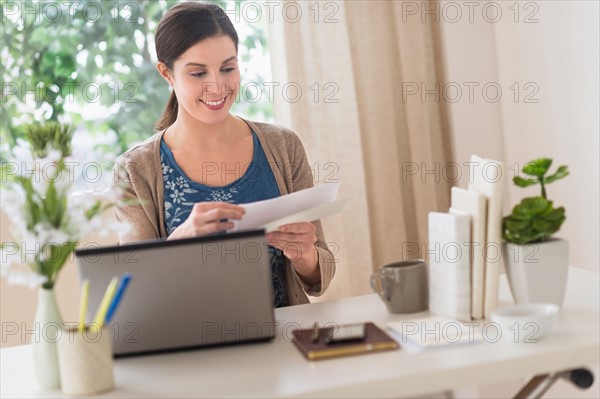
[{"x1": 157, "y1": 62, "x2": 174, "y2": 87}]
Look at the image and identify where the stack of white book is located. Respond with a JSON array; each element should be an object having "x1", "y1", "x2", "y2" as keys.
[{"x1": 428, "y1": 155, "x2": 505, "y2": 321}]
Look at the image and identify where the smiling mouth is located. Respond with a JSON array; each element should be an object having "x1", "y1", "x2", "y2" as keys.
[{"x1": 200, "y1": 96, "x2": 227, "y2": 106}]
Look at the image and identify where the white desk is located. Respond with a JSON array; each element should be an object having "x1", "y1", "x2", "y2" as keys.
[{"x1": 2, "y1": 267, "x2": 599, "y2": 398}]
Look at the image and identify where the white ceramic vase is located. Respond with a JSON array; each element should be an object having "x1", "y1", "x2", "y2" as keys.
[
  {"x1": 503, "y1": 238, "x2": 569, "y2": 306},
  {"x1": 33, "y1": 288, "x2": 63, "y2": 390}
]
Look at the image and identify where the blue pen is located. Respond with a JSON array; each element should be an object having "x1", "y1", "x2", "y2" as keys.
[{"x1": 104, "y1": 273, "x2": 132, "y2": 324}]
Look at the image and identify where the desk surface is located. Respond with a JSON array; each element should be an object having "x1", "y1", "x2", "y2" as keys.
[{"x1": 2, "y1": 267, "x2": 599, "y2": 398}]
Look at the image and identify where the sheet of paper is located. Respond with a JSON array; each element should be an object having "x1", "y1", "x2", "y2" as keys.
[
  {"x1": 230, "y1": 182, "x2": 341, "y2": 232},
  {"x1": 387, "y1": 316, "x2": 484, "y2": 354},
  {"x1": 262, "y1": 197, "x2": 351, "y2": 232}
]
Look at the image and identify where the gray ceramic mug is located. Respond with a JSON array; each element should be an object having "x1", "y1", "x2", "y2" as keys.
[{"x1": 370, "y1": 259, "x2": 429, "y2": 314}]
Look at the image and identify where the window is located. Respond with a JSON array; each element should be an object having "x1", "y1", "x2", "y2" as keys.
[{"x1": 1, "y1": 0, "x2": 273, "y2": 157}]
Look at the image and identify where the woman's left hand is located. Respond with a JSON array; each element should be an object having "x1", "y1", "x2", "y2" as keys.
[{"x1": 266, "y1": 222, "x2": 320, "y2": 285}]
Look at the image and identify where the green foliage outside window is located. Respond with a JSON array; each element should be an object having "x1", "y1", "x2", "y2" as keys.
[{"x1": 1, "y1": 0, "x2": 273, "y2": 158}]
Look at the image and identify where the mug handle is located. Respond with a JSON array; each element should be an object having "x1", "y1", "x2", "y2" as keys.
[{"x1": 370, "y1": 274, "x2": 390, "y2": 301}]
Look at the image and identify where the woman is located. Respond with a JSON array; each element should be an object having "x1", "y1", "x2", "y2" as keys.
[{"x1": 112, "y1": 2, "x2": 335, "y2": 307}]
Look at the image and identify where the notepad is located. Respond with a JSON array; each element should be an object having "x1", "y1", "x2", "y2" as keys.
[{"x1": 292, "y1": 322, "x2": 399, "y2": 360}]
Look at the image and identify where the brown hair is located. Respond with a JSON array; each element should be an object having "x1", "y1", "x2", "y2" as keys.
[{"x1": 154, "y1": 2, "x2": 239, "y2": 131}]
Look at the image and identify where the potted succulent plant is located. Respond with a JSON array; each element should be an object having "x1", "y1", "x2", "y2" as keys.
[{"x1": 502, "y1": 158, "x2": 569, "y2": 306}]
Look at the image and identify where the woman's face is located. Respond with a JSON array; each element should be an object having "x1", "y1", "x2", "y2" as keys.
[{"x1": 159, "y1": 35, "x2": 240, "y2": 126}]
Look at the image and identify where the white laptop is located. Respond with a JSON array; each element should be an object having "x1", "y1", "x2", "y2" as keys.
[{"x1": 75, "y1": 229, "x2": 276, "y2": 357}]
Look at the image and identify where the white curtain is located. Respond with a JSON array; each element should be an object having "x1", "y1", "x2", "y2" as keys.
[{"x1": 266, "y1": 0, "x2": 453, "y2": 300}]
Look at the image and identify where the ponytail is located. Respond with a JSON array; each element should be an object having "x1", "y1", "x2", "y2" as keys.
[{"x1": 155, "y1": 91, "x2": 178, "y2": 131}]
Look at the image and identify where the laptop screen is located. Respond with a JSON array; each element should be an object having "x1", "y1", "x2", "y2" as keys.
[{"x1": 75, "y1": 229, "x2": 276, "y2": 356}]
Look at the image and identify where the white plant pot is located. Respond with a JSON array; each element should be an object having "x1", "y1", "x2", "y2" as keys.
[{"x1": 502, "y1": 238, "x2": 569, "y2": 306}]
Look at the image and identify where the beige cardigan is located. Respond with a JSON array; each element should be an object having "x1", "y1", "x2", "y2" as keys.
[{"x1": 111, "y1": 118, "x2": 336, "y2": 305}]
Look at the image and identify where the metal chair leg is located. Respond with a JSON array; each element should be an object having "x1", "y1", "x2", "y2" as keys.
[{"x1": 513, "y1": 368, "x2": 594, "y2": 399}]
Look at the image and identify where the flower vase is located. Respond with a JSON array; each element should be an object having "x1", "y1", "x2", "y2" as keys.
[{"x1": 32, "y1": 288, "x2": 63, "y2": 390}]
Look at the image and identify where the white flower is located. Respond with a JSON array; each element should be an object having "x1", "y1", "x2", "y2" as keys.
[
  {"x1": 103, "y1": 219, "x2": 131, "y2": 237},
  {"x1": 38, "y1": 147, "x2": 62, "y2": 169},
  {"x1": 0, "y1": 141, "x2": 10, "y2": 157},
  {"x1": 0, "y1": 244, "x2": 20, "y2": 268},
  {"x1": 79, "y1": 216, "x2": 102, "y2": 238},
  {"x1": 11, "y1": 140, "x2": 33, "y2": 173},
  {"x1": 165, "y1": 180, "x2": 176, "y2": 191},
  {"x1": 30, "y1": 171, "x2": 50, "y2": 198},
  {"x1": 175, "y1": 176, "x2": 190, "y2": 189},
  {"x1": 18, "y1": 229, "x2": 41, "y2": 265},
  {"x1": 170, "y1": 189, "x2": 185, "y2": 204},
  {"x1": 1, "y1": 268, "x2": 47, "y2": 289},
  {"x1": 36, "y1": 225, "x2": 70, "y2": 247},
  {"x1": 64, "y1": 204, "x2": 96, "y2": 240},
  {"x1": 53, "y1": 172, "x2": 72, "y2": 194},
  {"x1": 1, "y1": 134, "x2": 132, "y2": 289},
  {"x1": 0, "y1": 183, "x2": 25, "y2": 215},
  {"x1": 88, "y1": 186, "x2": 114, "y2": 203},
  {"x1": 4, "y1": 221, "x2": 77, "y2": 289},
  {"x1": 69, "y1": 190, "x2": 98, "y2": 210}
]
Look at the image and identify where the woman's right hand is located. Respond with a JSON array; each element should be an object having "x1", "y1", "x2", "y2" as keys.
[{"x1": 167, "y1": 202, "x2": 246, "y2": 240}]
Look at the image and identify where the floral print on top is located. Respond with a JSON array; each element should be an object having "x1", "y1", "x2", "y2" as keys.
[{"x1": 160, "y1": 130, "x2": 288, "y2": 307}]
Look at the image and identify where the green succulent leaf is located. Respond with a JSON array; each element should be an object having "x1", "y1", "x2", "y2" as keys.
[
  {"x1": 511, "y1": 197, "x2": 551, "y2": 219},
  {"x1": 503, "y1": 218, "x2": 529, "y2": 231},
  {"x1": 522, "y1": 158, "x2": 552, "y2": 178},
  {"x1": 502, "y1": 197, "x2": 566, "y2": 244},
  {"x1": 544, "y1": 165, "x2": 570, "y2": 184},
  {"x1": 504, "y1": 156, "x2": 570, "y2": 244},
  {"x1": 513, "y1": 176, "x2": 539, "y2": 187}
]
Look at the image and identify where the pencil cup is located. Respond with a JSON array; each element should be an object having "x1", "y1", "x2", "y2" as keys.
[{"x1": 57, "y1": 326, "x2": 114, "y2": 396}]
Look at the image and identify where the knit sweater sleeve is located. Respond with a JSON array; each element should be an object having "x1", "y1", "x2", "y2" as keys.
[
  {"x1": 111, "y1": 153, "x2": 161, "y2": 244},
  {"x1": 286, "y1": 133, "x2": 337, "y2": 297}
]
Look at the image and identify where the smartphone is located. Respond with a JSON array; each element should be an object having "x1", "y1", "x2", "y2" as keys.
[{"x1": 324, "y1": 323, "x2": 367, "y2": 344}]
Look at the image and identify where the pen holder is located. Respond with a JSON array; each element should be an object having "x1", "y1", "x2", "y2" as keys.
[{"x1": 57, "y1": 326, "x2": 114, "y2": 396}]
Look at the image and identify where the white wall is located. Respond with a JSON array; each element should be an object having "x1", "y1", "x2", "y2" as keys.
[
  {"x1": 439, "y1": 1, "x2": 599, "y2": 396},
  {"x1": 439, "y1": 0, "x2": 599, "y2": 272},
  {"x1": 494, "y1": 0, "x2": 599, "y2": 272}
]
